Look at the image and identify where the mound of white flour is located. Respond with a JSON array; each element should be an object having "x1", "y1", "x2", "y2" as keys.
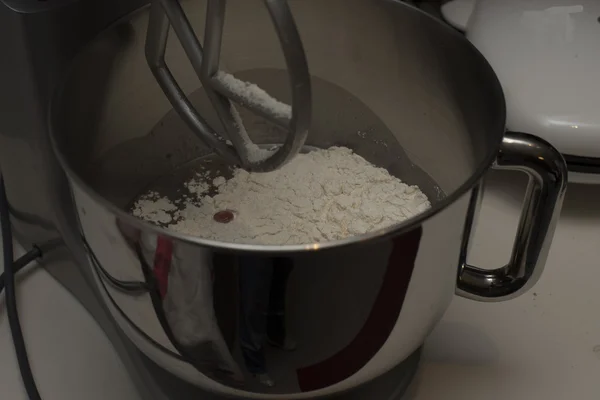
[{"x1": 132, "y1": 147, "x2": 431, "y2": 245}]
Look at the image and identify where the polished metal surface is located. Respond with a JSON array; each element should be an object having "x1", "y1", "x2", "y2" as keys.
[
  {"x1": 48, "y1": 0, "x2": 566, "y2": 398},
  {"x1": 457, "y1": 132, "x2": 568, "y2": 301},
  {"x1": 146, "y1": 0, "x2": 311, "y2": 172}
]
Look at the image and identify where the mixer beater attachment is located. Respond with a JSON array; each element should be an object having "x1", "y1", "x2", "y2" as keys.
[{"x1": 145, "y1": 0, "x2": 312, "y2": 172}]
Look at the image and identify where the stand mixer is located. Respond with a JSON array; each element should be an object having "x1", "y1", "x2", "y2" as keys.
[{"x1": 0, "y1": 1, "x2": 567, "y2": 399}]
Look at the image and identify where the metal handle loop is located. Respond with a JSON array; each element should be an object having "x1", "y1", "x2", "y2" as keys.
[{"x1": 456, "y1": 132, "x2": 568, "y2": 301}]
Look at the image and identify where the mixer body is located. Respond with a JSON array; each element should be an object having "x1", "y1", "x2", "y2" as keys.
[
  {"x1": 0, "y1": 0, "x2": 566, "y2": 399},
  {"x1": 46, "y1": 0, "x2": 567, "y2": 398},
  {"x1": 0, "y1": 2, "x2": 200, "y2": 400}
]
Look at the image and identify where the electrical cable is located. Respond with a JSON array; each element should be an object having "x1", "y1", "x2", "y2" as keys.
[
  {"x1": 0, "y1": 246, "x2": 42, "y2": 294},
  {"x1": 1, "y1": 176, "x2": 43, "y2": 400}
]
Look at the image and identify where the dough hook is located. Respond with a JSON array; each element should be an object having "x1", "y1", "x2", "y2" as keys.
[{"x1": 145, "y1": 0, "x2": 312, "y2": 172}]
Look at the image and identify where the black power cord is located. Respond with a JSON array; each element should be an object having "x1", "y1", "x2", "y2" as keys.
[
  {"x1": 1, "y1": 176, "x2": 43, "y2": 400},
  {"x1": 0, "y1": 245, "x2": 42, "y2": 294}
]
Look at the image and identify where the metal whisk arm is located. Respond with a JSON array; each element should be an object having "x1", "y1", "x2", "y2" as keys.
[{"x1": 145, "y1": 0, "x2": 311, "y2": 172}]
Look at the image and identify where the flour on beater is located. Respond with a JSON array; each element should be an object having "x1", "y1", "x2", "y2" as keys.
[
  {"x1": 215, "y1": 71, "x2": 292, "y2": 120},
  {"x1": 132, "y1": 147, "x2": 431, "y2": 245}
]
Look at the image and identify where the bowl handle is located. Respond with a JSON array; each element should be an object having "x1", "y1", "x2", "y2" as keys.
[{"x1": 456, "y1": 131, "x2": 568, "y2": 301}]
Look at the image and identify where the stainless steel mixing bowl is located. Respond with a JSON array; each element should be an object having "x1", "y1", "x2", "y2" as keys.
[{"x1": 49, "y1": 0, "x2": 567, "y2": 398}]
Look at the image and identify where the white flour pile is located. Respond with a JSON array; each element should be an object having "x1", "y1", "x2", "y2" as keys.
[
  {"x1": 132, "y1": 192, "x2": 177, "y2": 224},
  {"x1": 132, "y1": 147, "x2": 431, "y2": 245}
]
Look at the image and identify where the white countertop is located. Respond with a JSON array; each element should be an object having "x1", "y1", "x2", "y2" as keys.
[{"x1": 1, "y1": 170, "x2": 600, "y2": 400}]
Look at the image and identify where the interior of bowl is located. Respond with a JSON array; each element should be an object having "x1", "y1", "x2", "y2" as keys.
[
  {"x1": 91, "y1": 71, "x2": 445, "y2": 210},
  {"x1": 50, "y1": 0, "x2": 505, "y2": 248}
]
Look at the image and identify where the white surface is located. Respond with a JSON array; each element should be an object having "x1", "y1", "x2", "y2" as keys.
[
  {"x1": 0, "y1": 249, "x2": 141, "y2": 399},
  {"x1": 466, "y1": 0, "x2": 600, "y2": 158},
  {"x1": 569, "y1": 170, "x2": 600, "y2": 185},
  {"x1": 1, "y1": 171, "x2": 600, "y2": 399},
  {"x1": 441, "y1": 0, "x2": 475, "y2": 30}
]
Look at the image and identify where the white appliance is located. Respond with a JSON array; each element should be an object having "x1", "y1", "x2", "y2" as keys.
[{"x1": 442, "y1": 0, "x2": 600, "y2": 183}]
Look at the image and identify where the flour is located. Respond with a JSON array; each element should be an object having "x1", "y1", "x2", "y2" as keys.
[
  {"x1": 215, "y1": 71, "x2": 292, "y2": 120},
  {"x1": 132, "y1": 147, "x2": 431, "y2": 245},
  {"x1": 217, "y1": 81, "x2": 281, "y2": 164},
  {"x1": 184, "y1": 175, "x2": 210, "y2": 196},
  {"x1": 132, "y1": 192, "x2": 177, "y2": 224}
]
